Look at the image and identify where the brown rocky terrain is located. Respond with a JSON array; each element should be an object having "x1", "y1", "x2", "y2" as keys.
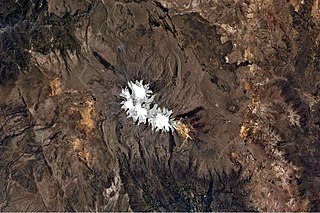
[{"x1": 0, "y1": 0, "x2": 319, "y2": 211}]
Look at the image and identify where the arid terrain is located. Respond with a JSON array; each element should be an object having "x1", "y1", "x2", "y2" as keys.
[{"x1": 0, "y1": 0, "x2": 319, "y2": 211}]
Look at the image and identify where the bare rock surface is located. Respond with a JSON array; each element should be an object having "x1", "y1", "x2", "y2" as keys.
[{"x1": 0, "y1": 0, "x2": 319, "y2": 211}]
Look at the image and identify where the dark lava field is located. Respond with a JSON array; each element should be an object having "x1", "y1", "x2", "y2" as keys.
[{"x1": 0, "y1": 0, "x2": 320, "y2": 211}]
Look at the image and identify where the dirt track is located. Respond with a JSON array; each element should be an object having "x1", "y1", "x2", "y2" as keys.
[{"x1": 0, "y1": 0, "x2": 319, "y2": 211}]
